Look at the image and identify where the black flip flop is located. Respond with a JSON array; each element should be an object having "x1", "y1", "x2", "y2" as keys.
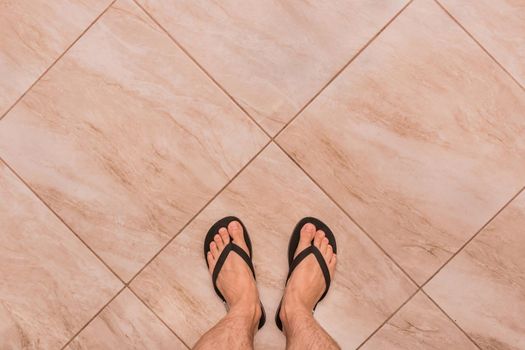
[
  {"x1": 275, "y1": 217, "x2": 337, "y2": 331},
  {"x1": 204, "y1": 216, "x2": 266, "y2": 329}
]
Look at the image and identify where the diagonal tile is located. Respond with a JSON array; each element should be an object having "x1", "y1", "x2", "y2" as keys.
[
  {"x1": 425, "y1": 190, "x2": 525, "y2": 350},
  {"x1": 0, "y1": 161, "x2": 122, "y2": 349},
  {"x1": 0, "y1": 0, "x2": 268, "y2": 281},
  {"x1": 136, "y1": 0, "x2": 408, "y2": 134},
  {"x1": 130, "y1": 144, "x2": 416, "y2": 349},
  {"x1": 277, "y1": 0, "x2": 525, "y2": 284},
  {"x1": 0, "y1": 0, "x2": 111, "y2": 116},
  {"x1": 67, "y1": 288, "x2": 187, "y2": 349},
  {"x1": 361, "y1": 292, "x2": 477, "y2": 350},
  {"x1": 439, "y1": 0, "x2": 525, "y2": 87}
]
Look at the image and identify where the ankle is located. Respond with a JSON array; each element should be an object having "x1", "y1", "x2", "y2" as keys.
[
  {"x1": 280, "y1": 292, "x2": 313, "y2": 330},
  {"x1": 228, "y1": 299, "x2": 261, "y2": 330},
  {"x1": 280, "y1": 305, "x2": 313, "y2": 336}
]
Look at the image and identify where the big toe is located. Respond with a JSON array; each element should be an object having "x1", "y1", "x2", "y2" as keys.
[
  {"x1": 313, "y1": 229, "x2": 325, "y2": 249},
  {"x1": 228, "y1": 220, "x2": 249, "y2": 255},
  {"x1": 295, "y1": 223, "x2": 316, "y2": 258}
]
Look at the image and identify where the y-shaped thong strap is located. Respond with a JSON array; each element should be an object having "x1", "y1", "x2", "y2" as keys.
[
  {"x1": 286, "y1": 244, "x2": 331, "y2": 305},
  {"x1": 211, "y1": 240, "x2": 256, "y2": 302}
]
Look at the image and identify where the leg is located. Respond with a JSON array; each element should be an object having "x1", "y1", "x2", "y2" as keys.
[
  {"x1": 280, "y1": 223, "x2": 340, "y2": 350},
  {"x1": 193, "y1": 304, "x2": 259, "y2": 350},
  {"x1": 194, "y1": 221, "x2": 262, "y2": 350},
  {"x1": 282, "y1": 309, "x2": 339, "y2": 350}
]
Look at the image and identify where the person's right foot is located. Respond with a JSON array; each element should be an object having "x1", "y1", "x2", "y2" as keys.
[{"x1": 280, "y1": 223, "x2": 337, "y2": 327}]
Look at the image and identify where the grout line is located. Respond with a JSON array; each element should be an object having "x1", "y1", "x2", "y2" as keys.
[
  {"x1": 124, "y1": 1, "x2": 420, "y2": 336},
  {"x1": 2, "y1": 139, "x2": 271, "y2": 345},
  {"x1": 0, "y1": 139, "x2": 270, "y2": 348},
  {"x1": 421, "y1": 290, "x2": 482, "y2": 350},
  {"x1": 60, "y1": 286, "x2": 126, "y2": 349},
  {"x1": 272, "y1": 140, "x2": 420, "y2": 287},
  {"x1": 419, "y1": 185, "x2": 525, "y2": 288},
  {"x1": 126, "y1": 0, "x2": 418, "y2": 341},
  {"x1": 127, "y1": 0, "x2": 417, "y2": 290},
  {"x1": 131, "y1": 0, "x2": 272, "y2": 140},
  {"x1": 5, "y1": 0, "x2": 513, "y2": 348},
  {"x1": 126, "y1": 139, "x2": 272, "y2": 285},
  {"x1": 128, "y1": 0, "x2": 416, "y2": 292},
  {"x1": 271, "y1": 0, "x2": 415, "y2": 140},
  {"x1": 127, "y1": 287, "x2": 192, "y2": 349},
  {"x1": 1, "y1": 3, "x2": 124, "y2": 348},
  {"x1": 355, "y1": 288, "x2": 420, "y2": 349},
  {"x1": 354, "y1": 185, "x2": 525, "y2": 349},
  {"x1": 0, "y1": 0, "x2": 117, "y2": 123},
  {"x1": 434, "y1": 0, "x2": 524, "y2": 92},
  {"x1": 0, "y1": 156, "x2": 126, "y2": 287}
]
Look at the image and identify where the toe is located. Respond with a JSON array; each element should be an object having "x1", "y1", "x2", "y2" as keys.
[
  {"x1": 313, "y1": 230, "x2": 325, "y2": 249},
  {"x1": 214, "y1": 234, "x2": 224, "y2": 250},
  {"x1": 228, "y1": 220, "x2": 250, "y2": 256},
  {"x1": 228, "y1": 220, "x2": 243, "y2": 240},
  {"x1": 324, "y1": 244, "x2": 334, "y2": 262},
  {"x1": 300, "y1": 223, "x2": 316, "y2": 242},
  {"x1": 219, "y1": 227, "x2": 230, "y2": 245},
  {"x1": 320, "y1": 237, "x2": 329, "y2": 254},
  {"x1": 295, "y1": 223, "x2": 316, "y2": 258},
  {"x1": 210, "y1": 241, "x2": 219, "y2": 259}
]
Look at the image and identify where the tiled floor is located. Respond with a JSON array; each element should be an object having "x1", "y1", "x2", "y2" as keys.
[{"x1": 0, "y1": 0, "x2": 524, "y2": 349}]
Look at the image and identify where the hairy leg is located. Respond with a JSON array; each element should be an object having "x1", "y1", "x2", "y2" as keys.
[
  {"x1": 193, "y1": 303, "x2": 260, "y2": 350},
  {"x1": 282, "y1": 308, "x2": 340, "y2": 350}
]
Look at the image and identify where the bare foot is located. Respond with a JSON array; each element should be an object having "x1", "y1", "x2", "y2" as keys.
[
  {"x1": 280, "y1": 223, "x2": 337, "y2": 329},
  {"x1": 206, "y1": 220, "x2": 261, "y2": 329}
]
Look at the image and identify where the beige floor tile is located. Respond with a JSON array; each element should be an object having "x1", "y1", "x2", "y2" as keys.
[
  {"x1": 0, "y1": 0, "x2": 111, "y2": 116},
  {"x1": 439, "y1": 0, "x2": 525, "y2": 87},
  {"x1": 277, "y1": 0, "x2": 525, "y2": 284},
  {"x1": 130, "y1": 144, "x2": 416, "y2": 349},
  {"x1": 361, "y1": 292, "x2": 477, "y2": 350},
  {"x1": 0, "y1": 161, "x2": 122, "y2": 349},
  {"x1": 425, "y1": 190, "x2": 525, "y2": 350},
  {"x1": 67, "y1": 288, "x2": 186, "y2": 349},
  {"x1": 0, "y1": 0, "x2": 268, "y2": 281},
  {"x1": 136, "y1": 0, "x2": 408, "y2": 135}
]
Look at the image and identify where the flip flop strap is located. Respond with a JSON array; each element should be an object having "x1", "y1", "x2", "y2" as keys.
[
  {"x1": 212, "y1": 241, "x2": 255, "y2": 302},
  {"x1": 287, "y1": 245, "x2": 331, "y2": 303}
]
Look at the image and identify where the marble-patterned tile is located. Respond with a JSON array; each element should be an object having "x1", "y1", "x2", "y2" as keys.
[
  {"x1": 67, "y1": 288, "x2": 187, "y2": 350},
  {"x1": 361, "y1": 292, "x2": 477, "y2": 350},
  {"x1": 439, "y1": 0, "x2": 525, "y2": 87},
  {"x1": 0, "y1": 0, "x2": 268, "y2": 281},
  {"x1": 136, "y1": 0, "x2": 408, "y2": 135},
  {"x1": 0, "y1": 0, "x2": 111, "y2": 116},
  {"x1": 426, "y1": 191, "x2": 525, "y2": 350},
  {"x1": 277, "y1": 0, "x2": 525, "y2": 284},
  {"x1": 0, "y1": 161, "x2": 122, "y2": 349},
  {"x1": 131, "y1": 144, "x2": 416, "y2": 349}
]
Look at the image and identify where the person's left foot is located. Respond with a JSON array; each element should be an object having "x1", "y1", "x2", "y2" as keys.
[{"x1": 206, "y1": 221, "x2": 261, "y2": 327}]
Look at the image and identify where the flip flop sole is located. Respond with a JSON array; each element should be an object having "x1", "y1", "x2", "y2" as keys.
[
  {"x1": 204, "y1": 216, "x2": 265, "y2": 329},
  {"x1": 276, "y1": 217, "x2": 336, "y2": 331}
]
